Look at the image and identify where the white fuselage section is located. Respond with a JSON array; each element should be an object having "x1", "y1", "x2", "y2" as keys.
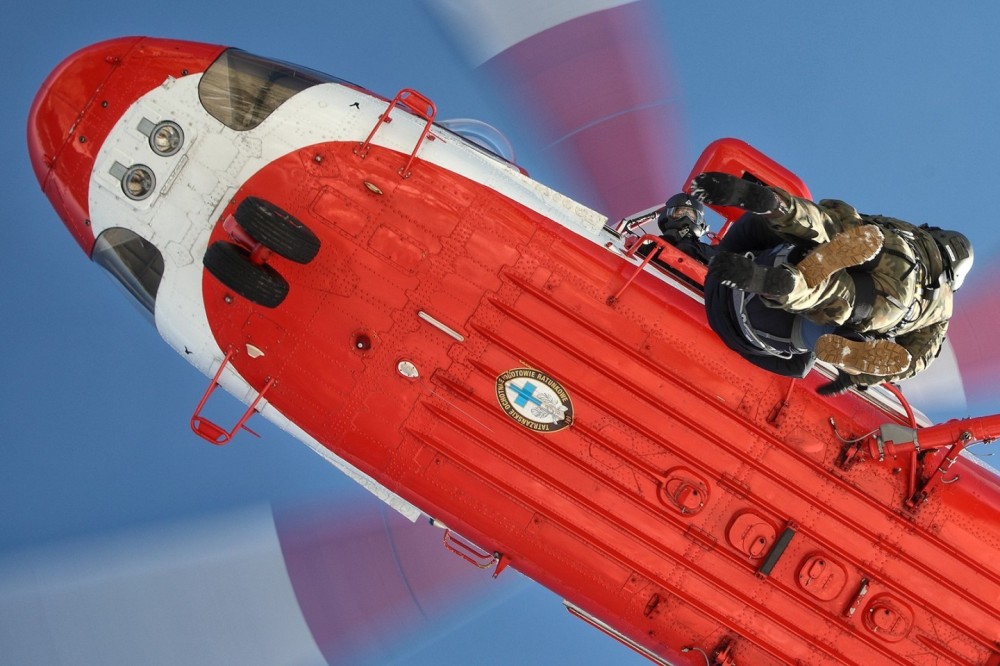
[{"x1": 88, "y1": 72, "x2": 609, "y2": 517}]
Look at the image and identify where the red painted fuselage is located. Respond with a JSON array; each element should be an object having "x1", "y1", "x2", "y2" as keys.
[{"x1": 29, "y1": 38, "x2": 1000, "y2": 664}]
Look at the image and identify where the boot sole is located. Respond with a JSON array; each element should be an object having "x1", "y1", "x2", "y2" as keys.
[
  {"x1": 797, "y1": 225, "x2": 884, "y2": 288},
  {"x1": 814, "y1": 334, "x2": 911, "y2": 377}
]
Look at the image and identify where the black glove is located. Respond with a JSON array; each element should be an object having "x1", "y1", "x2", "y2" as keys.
[
  {"x1": 689, "y1": 172, "x2": 788, "y2": 215},
  {"x1": 660, "y1": 223, "x2": 696, "y2": 244},
  {"x1": 709, "y1": 251, "x2": 795, "y2": 295},
  {"x1": 816, "y1": 372, "x2": 869, "y2": 396}
]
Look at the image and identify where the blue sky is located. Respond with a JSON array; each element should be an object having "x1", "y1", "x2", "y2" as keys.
[{"x1": 3, "y1": 2, "x2": 1000, "y2": 664}]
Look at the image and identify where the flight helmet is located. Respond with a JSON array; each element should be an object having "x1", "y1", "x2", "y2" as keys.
[
  {"x1": 925, "y1": 227, "x2": 974, "y2": 290},
  {"x1": 658, "y1": 193, "x2": 707, "y2": 238}
]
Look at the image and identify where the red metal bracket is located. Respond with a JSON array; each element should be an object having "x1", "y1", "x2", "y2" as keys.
[
  {"x1": 712, "y1": 639, "x2": 738, "y2": 666},
  {"x1": 766, "y1": 377, "x2": 797, "y2": 426},
  {"x1": 190, "y1": 347, "x2": 277, "y2": 445},
  {"x1": 492, "y1": 553, "x2": 512, "y2": 579},
  {"x1": 442, "y1": 529, "x2": 499, "y2": 570},
  {"x1": 608, "y1": 234, "x2": 707, "y2": 304},
  {"x1": 222, "y1": 214, "x2": 272, "y2": 266},
  {"x1": 843, "y1": 577, "x2": 871, "y2": 619},
  {"x1": 355, "y1": 88, "x2": 437, "y2": 179},
  {"x1": 853, "y1": 407, "x2": 1000, "y2": 509}
]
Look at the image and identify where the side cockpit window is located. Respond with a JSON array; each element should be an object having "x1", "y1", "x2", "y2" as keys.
[
  {"x1": 199, "y1": 49, "x2": 347, "y2": 131},
  {"x1": 92, "y1": 228, "x2": 164, "y2": 316}
]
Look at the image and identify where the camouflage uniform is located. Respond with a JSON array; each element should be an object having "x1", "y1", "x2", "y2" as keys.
[{"x1": 761, "y1": 191, "x2": 953, "y2": 385}]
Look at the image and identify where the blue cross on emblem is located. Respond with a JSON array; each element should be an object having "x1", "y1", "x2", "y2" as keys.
[
  {"x1": 496, "y1": 369, "x2": 573, "y2": 433},
  {"x1": 510, "y1": 381, "x2": 542, "y2": 408}
]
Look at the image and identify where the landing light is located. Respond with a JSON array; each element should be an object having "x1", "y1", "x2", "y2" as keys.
[
  {"x1": 149, "y1": 121, "x2": 184, "y2": 156},
  {"x1": 122, "y1": 165, "x2": 155, "y2": 200}
]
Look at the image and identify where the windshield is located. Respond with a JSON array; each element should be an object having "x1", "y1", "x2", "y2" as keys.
[
  {"x1": 199, "y1": 49, "x2": 349, "y2": 131},
  {"x1": 92, "y1": 228, "x2": 164, "y2": 316}
]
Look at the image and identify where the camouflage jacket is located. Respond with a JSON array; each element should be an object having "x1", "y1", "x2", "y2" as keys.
[{"x1": 766, "y1": 193, "x2": 953, "y2": 384}]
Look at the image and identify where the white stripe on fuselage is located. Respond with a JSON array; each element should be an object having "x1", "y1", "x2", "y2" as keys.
[
  {"x1": 88, "y1": 70, "x2": 607, "y2": 519},
  {"x1": 90, "y1": 62, "x2": 970, "y2": 505}
]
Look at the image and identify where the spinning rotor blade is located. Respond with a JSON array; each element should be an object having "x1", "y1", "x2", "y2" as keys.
[
  {"x1": 0, "y1": 499, "x2": 518, "y2": 665},
  {"x1": 423, "y1": 0, "x2": 684, "y2": 220},
  {"x1": 937, "y1": 259, "x2": 1000, "y2": 415},
  {"x1": 898, "y1": 254, "x2": 1000, "y2": 418}
]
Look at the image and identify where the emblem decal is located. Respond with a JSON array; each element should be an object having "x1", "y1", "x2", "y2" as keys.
[{"x1": 496, "y1": 368, "x2": 574, "y2": 433}]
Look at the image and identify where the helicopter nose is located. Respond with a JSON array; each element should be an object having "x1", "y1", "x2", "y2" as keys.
[
  {"x1": 27, "y1": 37, "x2": 225, "y2": 254},
  {"x1": 28, "y1": 37, "x2": 144, "y2": 254}
]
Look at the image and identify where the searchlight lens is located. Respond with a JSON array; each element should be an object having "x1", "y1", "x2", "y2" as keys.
[
  {"x1": 122, "y1": 165, "x2": 155, "y2": 200},
  {"x1": 150, "y1": 121, "x2": 184, "y2": 156}
]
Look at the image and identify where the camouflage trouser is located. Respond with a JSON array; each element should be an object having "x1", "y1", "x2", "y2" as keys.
[{"x1": 761, "y1": 194, "x2": 921, "y2": 333}]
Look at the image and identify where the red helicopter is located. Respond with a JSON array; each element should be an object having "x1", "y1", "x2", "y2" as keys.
[{"x1": 26, "y1": 6, "x2": 1000, "y2": 666}]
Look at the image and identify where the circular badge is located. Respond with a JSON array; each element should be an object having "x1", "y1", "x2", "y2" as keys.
[{"x1": 496, "y1": 368, "x2": 574, "y2": 433}]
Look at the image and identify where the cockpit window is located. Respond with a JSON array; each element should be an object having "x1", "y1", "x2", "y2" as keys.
[
  {"x1": 199, "y1": 49, "x2": 348, "y2": 131},
  {"x1": 92, "y1": 228, "x2": 164, "y2": 316}
]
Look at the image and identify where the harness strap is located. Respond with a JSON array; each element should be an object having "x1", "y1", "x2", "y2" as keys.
[
  {"x1": 881, "y1": 247, "x2": 917, "y2": 281},
  {"x1": 846, "y1": 270, "x2": 875, "y2": 327},
  {"x1": 853, "y1": 228, "x2": 943, "y2": 336},
  {"x1": 731, "y1": 290, "x2": 797, "y2": 358}
]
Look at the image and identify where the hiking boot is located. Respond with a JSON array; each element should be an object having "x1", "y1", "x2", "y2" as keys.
[
  {"x1": 690, "y1": 172, "x2": 788, "y2": 215},
  {"x1": 814, "y1": 334, "x2": 911, "y2": 377},
  {"x1": 711, "y1": 251, "x2": 796, "y2": 295},
  {"x1": 795, "y1": 225, "x2": 884, "y2": 289}
]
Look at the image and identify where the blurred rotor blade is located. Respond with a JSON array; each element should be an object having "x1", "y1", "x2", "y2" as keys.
[
  {"x1": 942, "y1": 257, "x2": 1000, "y2": 415},
  {"x1": 897, "y1": 338, "x2": 967, "y2": 416},
  {"x1": 423, "y1": 0, "x2": 684, "y2": 221},
  {"x1": 0, "y1": 499, "x2": 521, "y2": 666},
  {"x1": 899, "y1": 252, "x2": 1000, "y2": 418},
  {"x1": 275, "y1": 500, "x2": 523, "y2": 664}
]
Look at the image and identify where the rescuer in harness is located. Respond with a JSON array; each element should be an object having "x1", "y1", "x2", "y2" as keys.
[
  {"x1": 651, "y1": 192, "x2": 717, "y2": 265},
  {"x1": 690, "y1": 172, "x2": 973, "y2": 395}
]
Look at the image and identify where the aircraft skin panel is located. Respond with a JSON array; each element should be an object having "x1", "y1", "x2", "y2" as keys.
[
  {"x1": 30, "y1": 38, "x2": 1000, "y2": 665},
  {"x1": 201, "y1": 140, "x2": 1000, "y2": 663},
  {"x1": 78, "y1": 39, "x2": 603, "y2": 521},
  {"x1": 28, "y1": 37, "x2": 226, "y2": 254}
]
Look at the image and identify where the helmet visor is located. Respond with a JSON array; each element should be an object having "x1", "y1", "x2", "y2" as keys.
[{"x1": 663, "y1": 205, "x2": 705, "y2": 232}]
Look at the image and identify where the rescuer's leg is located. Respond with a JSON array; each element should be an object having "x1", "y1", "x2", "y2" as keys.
[
  {"x1": 691, "y1": 171, "x2": 860, "y2": 246},
  {"x1": 793, "y1": 225, "x2": 885, "y2": 289},
  {"x1": 708, "y1": 224, "x2": 885, "y2": 301},
  {"x1": 814, "y1": 334, "x2": 911, "y2": 377},
  {"x1": 760, "y1": 229, "x2": 885, "y2": 326}
]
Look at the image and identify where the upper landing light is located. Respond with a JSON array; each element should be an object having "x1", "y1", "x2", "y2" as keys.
[{"x1": 140, "y1": 119, "x2": 184, "y2": 157}]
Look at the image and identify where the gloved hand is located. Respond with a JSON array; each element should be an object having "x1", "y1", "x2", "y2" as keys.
[
  {"x1": 816, "y1": 372, "x2": 870, "y2": 396},
  {"x1": 660, "y1": 222, "x2": 696, "y2": 244},
  {"x1": 709, "y1": 251, "x2": 795, "y2": 295},
  {"x1": 689, "y1": 172, "x2": 788, "y2": 216}
]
